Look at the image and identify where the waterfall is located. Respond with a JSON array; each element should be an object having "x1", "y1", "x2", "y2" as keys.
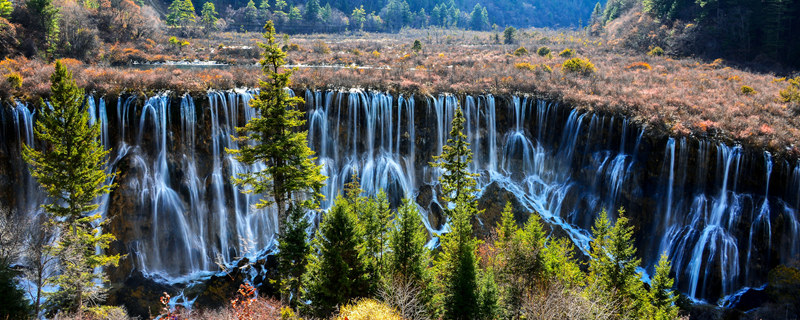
[{"x1": 1, "y1": 89, "x2": 798, "y2": 304}]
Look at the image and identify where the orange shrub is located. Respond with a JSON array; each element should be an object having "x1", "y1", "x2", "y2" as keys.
[{"x1": 625, "y1": 62, "x2": 651, "y2": 71}]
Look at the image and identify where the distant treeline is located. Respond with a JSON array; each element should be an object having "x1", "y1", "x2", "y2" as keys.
[
  {"x1": 183, "y1": 0, "x2": 598, "y2": 32},
  {"x1": 597, "y1": 0, "x2": 800, "y2": 68}
]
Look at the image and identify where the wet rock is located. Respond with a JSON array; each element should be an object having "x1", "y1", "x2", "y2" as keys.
[
  {"x1": 106, "y1": 271, "x2": 177, "y2": 319},
  {"x1": 477, "y1": 181, "x2": 527, "y2": 236}
]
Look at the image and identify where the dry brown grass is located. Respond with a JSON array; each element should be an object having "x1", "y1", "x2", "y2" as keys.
[{"x1": 3, "y1": 28, "x2": 799, "y2": 158}]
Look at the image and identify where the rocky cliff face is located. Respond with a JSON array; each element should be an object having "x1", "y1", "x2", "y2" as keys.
[{"x1": 1, "y1": 89, "x2": 798, "y2": 311}]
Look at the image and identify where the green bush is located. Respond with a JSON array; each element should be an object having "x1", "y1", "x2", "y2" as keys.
[
  {"x1": 537, "y1": 46, "x2": 551, "y2": 57},
  {"x1": 513, "y1": 46, "x2": 528, "y2": 56},
  {"x1": 558, "y1": 48, "x2": 574, "y2": 58},
  {"x1": 412, "y1": 39, "x2": 422, "y2": 52},
  {"x1": 562, "y1": 57, "x2": 596, "y2": 75},
  {"x1": 648, "y1": 46, "x2": 664, "y2": 56},
  {"x1": 740, "y1": 85, "x2": 757, "y2": 95},
  {"x1": 780, "y1": 77, "x2": 800, "y2": 103}
]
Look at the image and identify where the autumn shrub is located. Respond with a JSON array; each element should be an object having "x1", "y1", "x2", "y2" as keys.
[
  {"x1": 625, "y1": 62, "x2": 651, "y2": 71},
  {"x1": 514, "y1": 62, "x2": 535, "y2": 70},
  {"x1": 740, "y1": 85, "x2": 756, "y2": 95},
  {"x1": 558, "y1": 48, "x2": 574, "y2": 58},
  {"x1": 536, "y1": 64, "x2": 552, "y2": 73},
  {"x1": 780, "y1": 77, "x2": 800, "y2": 103},
  {"x1": 312, "y1": 40, "x2": 331, "y2": 54},
  {"x1": 562, "y1": 58, "x2": 596, "y2": 75},
  {"x1": 647, "y1": 46, "x2": 664, "y2": 56},
  {"x1": 536, "y1": 46, "x2": 551, "y2": 57},
  {"x1": 513, "y1": 46, "x2": 529, "y2": 56},
  {"x1": 334, "y1": 299, "x2": 404, "y2": 320},
  {"x1": 5, "y1": 71, "x2": 21, "y2": 88}
]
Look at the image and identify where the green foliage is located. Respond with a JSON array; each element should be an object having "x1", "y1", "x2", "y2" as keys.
[
  {"x1": 304, "y1": 0, "x2": 321, "y2": 22},
  {"x1": 387, "y1": 199, "x2": 434, "y2": 313},
  {"x1": 429, "y1": 106, "x2": 479, "y2": 216},
  {"x1": 767, "y1": 263, "x2": 800, "y2": 305},
  {"x1": 27, "y1": 0, "x2": 60, "y2": 59},
  {"x1": 469, "y1": 3, "x2": 489, "y2": 31},
  {"x1": 200, "y1": 1, "x2": 219, "y2": 31},
  {"x1": 503, "y1": 26, "x2": 516, "y2": 44},
  {"x1": 542, "y1": 237, "x2": 584, "y2": 286},
  {"x1": 0, "y1": 0, "x2": 12, "y2": 19},
  {"x1": 537, "y1": 46, "x2": 551, "y2": 56},
  {"x1": 602, "y1": 0, "x2": 635, "y2": 24},
  {"x1": 477, "y1": 268, "x2": 499, "y2": 320},
  {"x1": 562, "y1": 57, "x2": 596, "y2": 75},
  {"x1": 244, "y1": 0, "x2": 258, "y2": 22},
  {"x1": 559, "y1": 48, "x2": 574, "y2": 57},
  {"x1": 0, "y1": 266, "x2": 29, "y2": 319},
  {"x1": 495, "y1": 202, "x2": 516, "y2": 247},
  {"x1": 278, "y1": 205, "x2": 311, "y2": 309},
  {"x1": 302, "y1": 196, "x2": 369, "y2": 317},
  {"x1": 588, "y1": 208, "x2": 646, "y2": 319},
  {"x1": 259, "y1": 0, "x2": 269, "y2": 12},
  {"x1": 643, "y1": 0, "x2": 684, "y2": 21},
  {"x1": 512, "y1": 46, "x2": 528, "y2": 56},
  {"x1": 230, "y1": 21, "x2": 325, "y2": 220},
  {"x1": 590, "y1": 1, "x2": 603, "y2": 24},
  {"x1": 288, "y1": 6, "x2": 301, "y2": 20},
  {"x1": 436, "y1": 198, "x2": 479, "y2": 319},
  {"x1": 412, "y1": 39, "x2": 422, "y2": 52},
  {"x1": 166, "y1": 0, "x2": 197, "y2": 27},
  {"x1": 780, "y1": 77, "x2": 800, "y2": 103},
  {"x1": 351, "y1": 5, "x2": 366, "y2": 31},
  {"x1": 431, "y1": 0, "x2": 459, "y2": 28},
  {"x1": 649, "y1": 254, "x2": 679, "y2": 320},
  {"x1": 388, "y1": 199, "x2": 430, "y2": 283},
  {"x1": 350, "y1": 180, "x2": 392, "y2": 294},
  {"x1": 740, "y1": 85, "x2": 757, "y2": 95},
  {"x1": 23, "y1": 61, "x2": 119, "y2": 313},
  {"x1": 382, "y1": 0, "x2": 412, "y2": 30},
  {"x1": 648, "y1": 46, "x2": 665, "y2": 56}
]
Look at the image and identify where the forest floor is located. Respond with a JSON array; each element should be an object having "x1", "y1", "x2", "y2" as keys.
[{"x1": 2, "y1": 28, "x2": 798, "y2": 158}]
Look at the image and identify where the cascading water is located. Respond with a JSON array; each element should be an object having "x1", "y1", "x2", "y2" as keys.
[{"x1": 1, "y1": 89, "x2": 798, "y2": 305}]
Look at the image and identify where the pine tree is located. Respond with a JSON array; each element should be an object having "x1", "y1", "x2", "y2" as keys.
[
  {"x1": 387, "y1": 198, "x2": 434, "y2": 315},
  {"x1": 27, "y1": 0, "x2": 60, "y2": 59},
  {"x1": 430, "y1": 106, "x2": 479, "y2": 217},
  {"x1": 302, "y1": 196, "x2": 369, "y2": 317},
  {"x1": 304, "y1": 0, "x2": 321, "y2": 22},
  {"x1": 469, "y1": 3, "x2": 489, "y2": 31},
  {"x1": 200, "y1": 1, "x2": 219, "y2": 31},
  {"x1": 477, "y1": 268, "x2": 499, "y2": 320},
  {"x1": 503, "y1": 26, "x2": 516, "y2": 44},
  {"x1": 231, "y1": 20, "x2": 325, "y2": 221},
  {"x1": 166, "y1": 0, "x2": 197, "y2": 27},
  {"x1": 588, "y1": 208, "x2": 647, "y2": 319},
  {"x1": 22, "y1": 61, "x2": 119, "y2": 313},
  {"x1": 278, "y1": 205, "x2": 311, "y2": 309},
  {"x1": 649, "y1": 254, "x2": 679, "y2": 320},
  {"x1": 590, "y1": 1, "x2": 603, "y2": 24},
  {"x1": 259, "y1": 0, "x2": 270, "y2": 13},
  {"x1": 351, "y1": 5, "x2": 366, "y2": 30},
  {"x1": 495, "y1": 202, "x2": 516, "y2": 248},
  {"x1": 437, "y1": 198, "x2": 479, "y2": 320},
  {"x1": 358, "y1": 190, "x2": 392, "y2": 293},
  {"x1": 388, "y1": 199, "x2": 430, "y2": 285},
  {"x1": 244, "y1": 0, "x2": 259, "y2": 23}
]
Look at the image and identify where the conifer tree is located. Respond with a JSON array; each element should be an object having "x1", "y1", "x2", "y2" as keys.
[
  {"x1": 304, "y1": 0, "x2": 321, "y2": 22},
  {"x1": 388, "y1": 199, "x2": 430, "y2": 285},
  {"x1": 277, "y1": 205, "x2": 311, "y2": 309},
  {"x1": 649, "y1": 254, "x2": 679, "y2": 320},
  {"x1": 358, "y1": 190, "x2": 392, "y2": 292},
  {"x1": 302, "y1": 196, "x2": 369, "y2": 317},
  {"x1": 387, "y1": 198, "x2": 434, "y2": 315},
  {"x1": 200, "y1": 1, "x2": 219, "y2": 31},
  {"x1": 495, "y1": 202, "x2": 516, "y2": 248},
  {"x1": 166, "y1": 0, "x2": 197, "y2": 27},
  {"x1": 27, "y1": 0, "x2": 60, "y2": 59},
  {"x1": 469, "y1": 3, "x2": 489, "y2": 31},
  {"x1": 436, "y1": 198, "x2": 479, "y2": 320},
  {"x1": 477, "y1": 268, "x2": 499, "y2": 320},
  {"x1": 231, "y1": 20, "x2": 325, "y2": 221},
  {"x1": 503, "y1": 26, "x2": 516, "y2": 44},
  {"x1": 351, "y1": 5, "x2": 366, "y2": 31},
  {"x1": 588, "y1": 208, "x2": 647, "y2": 318},
  {"x1": 22, "y1": 61, "x2": 119, "y2": 313},
  {"x1": 590, "y1": 1, "x2": 603, "y2": 24},
  {"x1": 244, "y1": 0, "x2": 259, "y2": 23},
  {"x1": 430, "y1": 106, "x2": 479, "y2": 217}
]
